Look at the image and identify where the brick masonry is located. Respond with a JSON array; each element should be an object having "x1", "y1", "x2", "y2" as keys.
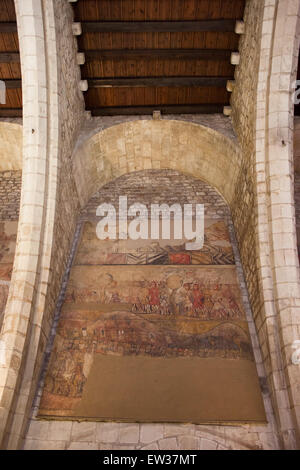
[
  {"x1": 81, "y1": 169, "x2": 231, "y2": 221},
  {"x1": 0, "y1": 171, "x2": 21, "y2": 221}
]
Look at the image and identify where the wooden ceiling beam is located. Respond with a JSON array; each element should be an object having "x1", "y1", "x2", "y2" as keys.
[
  {"x1": 0, "y1": 108, "x2": 22, "y2": 117},
  {"x1": 0, "y1": 52, "x2": 20, "y2": 62},
  {"x1": 89, "y1": 104, "x2": 225, "y2": 116},
  {"x1": 0, "y1": 22, "x2": 17, "y2": 33},
  {"x1": 1, "y1": 79, "x2": 21, "y2": 89},
  {"x1": 81, "y1": 20, "x2": 236, "y2": 33},
  {"x1": 87, "y1": 77, "x2": 231, "y2": 88},
  {"x1": 84, "y1": 49, "x2": 233, "y2": 61}
]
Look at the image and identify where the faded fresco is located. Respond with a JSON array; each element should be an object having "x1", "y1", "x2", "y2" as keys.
[
  {"x1": 0, "y1": 221, "x2": 17, "y2": 327},
  {"x1": 39, "y1": 214, "x2": 266, "y2": 423},
  {"x1": 74, "y1": 219, "x2": 235, "y2": 266}
]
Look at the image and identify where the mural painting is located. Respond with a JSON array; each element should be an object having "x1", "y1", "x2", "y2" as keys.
[
  {"x1": 39, "y1": 215, "x2": 266, "y2": 424},
  {"x1": 74, "y1": 219, "x2": 235, "y2": 266}
]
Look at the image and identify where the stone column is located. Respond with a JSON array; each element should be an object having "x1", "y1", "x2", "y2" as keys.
[
  {"x1": 0, "y1": 0, "x2": 49, "y2": 448},
  {"x1": 0, "y1": 0, "x2": 84, "y2": 449},
  {"x1": 255, "y1": 0, "x2": 300, "y2": 448}
]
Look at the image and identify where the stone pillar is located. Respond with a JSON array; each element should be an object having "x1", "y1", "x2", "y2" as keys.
[
  {"x1": 0, "y1": 0, "x2": 84, "y2": 449},
  {"x1": 263, "y1": 0, "x2": 300, "y2": 447},
  {"x1": 0, "y1": 0, "x2": 49, "y2": 448},
  {"x1": 231, "y1": 0, "x2": 300, "y2": 449}
]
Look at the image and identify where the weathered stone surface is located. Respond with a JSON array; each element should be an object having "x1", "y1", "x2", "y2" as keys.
[
  {"x1": 96, "y1": 423, "x2": 120, "y2": 443},
  {"x1": 66, "y1": 441, "x2": 98, "y2": 450},
  {"x1": 48, "y1": 421, "x2": 72, "y2": 442},
  {"x1": 200, "y1": 438, "x2": 218, "y2": 450},
  {"x1": 71, "y1": 422, "x2": 97, "y2": 442},
  {"x1": 158, "y1": 437, "x2": 178, "y2": 450},
  {"x1": 119, "y1": 425, "x2": 140, "y2": 444},
  {"x1": 140, "y1": 424, "x2": 164, "y2": 444},
  {"x1": 24, "y1": 439, "x2": 66, "y2": 450},
  {"x1": 177, "y1": 436, "x2": 200, "y2": 450}
]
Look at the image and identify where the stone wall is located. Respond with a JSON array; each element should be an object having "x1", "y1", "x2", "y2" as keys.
[
  {"x1": 231, "y1": 0, "x2": 300, "y2": 448},
  {"x1": 24, "y1": 421, "x2": 278, "y2": 451},
  {"x1": 230, "y1": 0, "x2": 264, "y2": 339},
  {"x1": 0, "y1": 171, "x2": 21, "y2": 330},
  {"x1": 80, "y1": 169, "x2": 230, "y2": 221},
  {"x1": 76, "y1": 113, "x2": 236, "y2": 154},
  {"x1": 0, "y1": 171, "x2": 21, "y2": 221},
  {"x1": 24, "y1": 170, "x2": 278, "y2": 451},
  {"x1": 72, "y1": 120, "x2": 241, "y2": 209},
  {"x1": 0, "y1": 122, "x2": 22, "y2": 171},
  {"x1": 41, "y1": 0, "x2": 85, "y2": 338}
]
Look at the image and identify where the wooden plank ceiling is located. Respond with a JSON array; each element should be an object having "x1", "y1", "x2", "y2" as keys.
[
  {"x1": 73, "y1": 0, "x2": 246, "y2": 116},
  {"x1": 0, "y1": 0, "x2": 21, "y2": 117},
  {"x1": 0, "y1": 0, "x2": 247, "y2": 117}
]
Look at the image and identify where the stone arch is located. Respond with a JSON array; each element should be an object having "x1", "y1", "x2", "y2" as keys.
[{"x1": 72, "y1": 120, "x2": 241, "y2": 209}]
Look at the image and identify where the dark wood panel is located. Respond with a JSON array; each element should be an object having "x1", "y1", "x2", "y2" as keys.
[
  {"x1": 1, "y1": 79, "x2": 21, "y2": 88},
  {"x1": 84, "y1": 48, "x2": 233, "y2": 60},
  {"x1": 0, "y1": 31, "x2": 19, "y2": 52},
  {"x1": 0, "y1": 62, "x2": 21, "y2": 80},
  {"x1": 77, "y1": 31, "x2": 240, "y2": 53},
  {"x1": 73, "y1": 0, "x2": 246, "y2": 21},
  {"x1": 85, "y1": 86, "x2": 229, "y2": 107},
  {"x1": 0, "y1": 22, "x2": 17, "y2": 33},
  {"x1": 0, "y1": 0, "x2": 17, "y2": 22},
  {"x1": 81, "y1": 56, "x2": 235, "y2": 78},
  {"x1": 0, "y1": 87, "x2": 22, "y2": 108},
  {"x1": 0, "y1": 52, "x2": 20, "y2": 62},
  {"x1": 89, "y1": 104, "x2": 224, "y2": 115},
  {"x1": 81, "y1": 20, "x2": 236, "y2": 33},
  {"x1": 0, "y1": 108, "x2": 22, "y2": 117},
  {"x1": 88, "y1": 76, "x2": 231, "y2": 87}
]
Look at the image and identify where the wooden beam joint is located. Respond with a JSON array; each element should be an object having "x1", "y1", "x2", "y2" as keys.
[
  {"x1": 87, "y1": 76, "x2": 232, "y2": 88},
  {"x1": 84, "y1": 49, "x2": 233, "y2": 61},
  {"x1": 81, "y1": 20, "x2": 236, "y2": 33},
  {"x1": 88, "y1": 104, "x2": 226, "y2": 116},
  {"x1": 0, "y1": 22, "x2": 17, "y2": 33}
]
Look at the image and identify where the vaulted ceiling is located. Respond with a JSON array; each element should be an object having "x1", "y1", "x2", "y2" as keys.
[{"x1": 0, "y1": 0, "x2": 247, "y2": 118}]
